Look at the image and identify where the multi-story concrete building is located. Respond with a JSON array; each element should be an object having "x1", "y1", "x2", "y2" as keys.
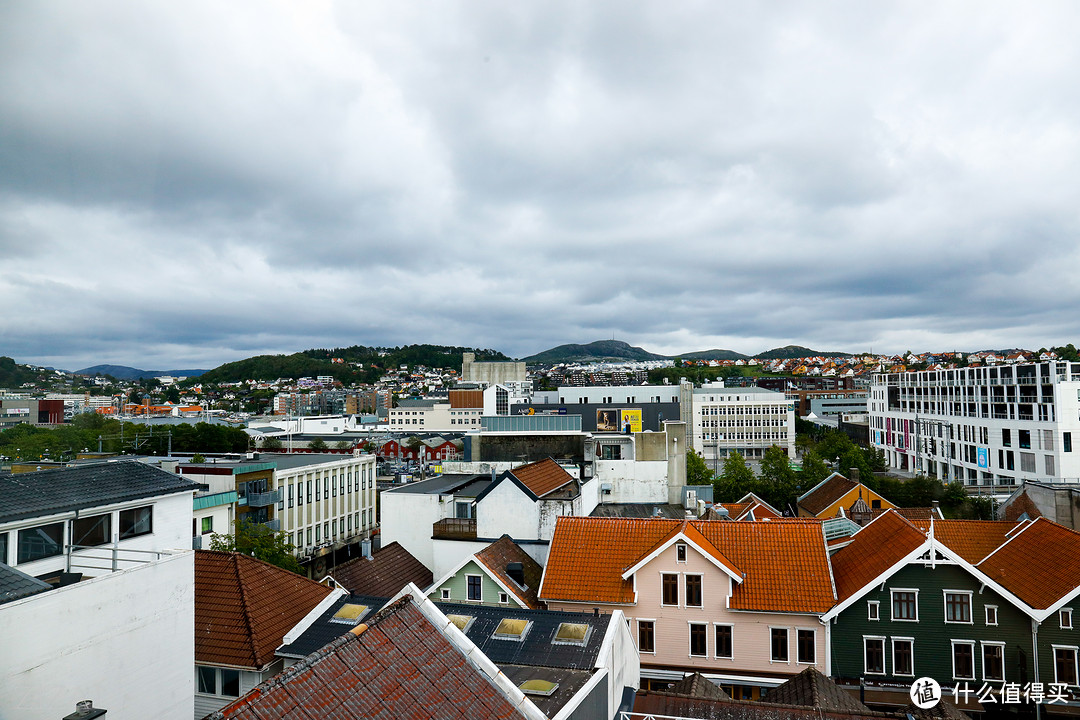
[
  {"x1": 460, "y1": 351, "x2": 527, "y2": 386},
  {"x1": 869, "y1": 360, "x2": 1080, "y2": 486},
  {"x1": 679, "y1": 380, "x2": 795, "y2": 465}
]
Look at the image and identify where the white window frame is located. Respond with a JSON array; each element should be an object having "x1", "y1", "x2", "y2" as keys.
[
  {"x1": 944, "y1": 590, "x2": 974, "y2": 625},
  {"x1": 1061, "y1": 608, "x2": 1074, "y2": 630},
  {"x1": 890, "y1": 588, "x2": 919, "y2": 622},
  {"x1": 440, "y1": 588, "x2": 451, "y2": 600},
  {"x1": 637, "y1": 618, "x2": 656, "y2": 655},
  {"x1": 981, "y1": 641, "x2": 1006, "y2": 682},
  {"x1": 498, "y1": 592, "x2": 509, "y2": 604},
  {"x1": 985, "y1": 605, "x2": 998, "y2": 626},
  {"x1": 796, "y1": 628, "x2": 816, "y2": 665},
  {"x1": 676, "y1": 542, "x2": 687, "y2": 563},
  {"x1": 1053, "y1": 645, "x2": 1079, "y2": 686},
  {"x1": 714, "y1": 623, "x2": 734, "y2": 660},
  {"x1": 769, "y1": 626, "x2": 791, "y2": 664},
  {"x1": 660, "y1": 572, "x2": 680, "y2": 607},
  {"x1": 863, "y1": 636, "x2": 887, "y2": 676},
  {"x1": 465, "y1": 574, "x2": 482, "y2": 602},
  {"x1": 892, "y1": 637, "x2": 915, "y2": 677},
  {"x1": 867, "y1": 600, "x2": 880, "y2": 621},
  {"x1": 684, "y1": 573, "x2": 704, "y2": 609},
  {"x1": 688, "y1": 621, "x2": 708, "y2": 658},
  {"x1": 951, "y1": 640, "x2": 976, "y2": 680}
]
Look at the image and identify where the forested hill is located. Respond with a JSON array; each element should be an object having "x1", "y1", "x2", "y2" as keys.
[{"x1": 196, "y1": 345, "x2": 510, "y2": 384}]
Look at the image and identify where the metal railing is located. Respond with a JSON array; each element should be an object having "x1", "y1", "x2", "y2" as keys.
[
  {"x1": 245, "y1": 488, "x2": 282, "y2": 508},
  {"x1": 65, "y1": 543, "x2": 177, "y2": 575}
]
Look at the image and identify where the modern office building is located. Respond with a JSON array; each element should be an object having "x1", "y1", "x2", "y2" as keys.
[
  {"x1": 868, "y1": 360, "x2": 1080, "y2": 486},
  {"x1": 679, "y1": 380, "x2": 795, "y2": 464}
]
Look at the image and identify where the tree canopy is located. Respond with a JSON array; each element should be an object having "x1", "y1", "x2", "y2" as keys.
[{"x1": 210, "y1": 519, "x2": 302, "y2": 574}]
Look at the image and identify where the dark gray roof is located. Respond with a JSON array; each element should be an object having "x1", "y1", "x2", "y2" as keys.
[
  {"x1": 382, "y1": 473, "x2": 491, "y2": 496},
  {"x1": 0, "y1": 461, "x2": 200, "y2": 524},
  {"x1": 765, "y1": 667, "x2": 872, "y2": 714},
  {"x1": 434, "y1": 602, "x2": 609, "y2": 670},
  {"x1": 0, "y1": 562, "x2": 52, "y2": 605},
  {"x1": 275, "y1": 593, "x2": 388, "y2": 659},
  {"x1": 501, "y1": 664, "x2": 594, "y2": 717},
  {"x1": 590, "y1": 503, "x2": 691, "y2": 519}
]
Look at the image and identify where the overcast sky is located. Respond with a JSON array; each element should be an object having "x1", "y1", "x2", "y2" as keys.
[{"x1": 3, "y1": 2, "x2": 1080, "y2": 371}]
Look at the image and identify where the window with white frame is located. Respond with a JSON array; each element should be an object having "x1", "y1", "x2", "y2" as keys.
[
  {"x1": 797, "y1": 629, "x2": 815, "y2": 664},
  {"x1": 196, "y1": 666, "x2": 240, "y2": 697},
  {"x1": 867, "y1": 600, "x2": 880, "y2": 621},
  {"x1": 685, "y1": 574, "x2": 702, "y2": 608},
  {"x1": 985, "y1": 605, "x2": 998, "y2": 626},
  {"x1": 892, "y1": 638, "x2": 914, "y2": 677},
  {"x1": 1055, "y1": 646, "x2": 1079, "y2": 686},
  {"x1": 466, "y1": 575, "x2": 482, "y2": 601},
  {"x1": 952, "y1": 641, "x2": 975, "y2": 680},
  {"x1": 440, "y1": 588, "x2": 451, "y2": 600},
  {"x1": 982, "y1": 642, "x2": 1005, "y2": 682},
  {"x1": 864, "y1": 637, "x2": 885, "y2": 675},
  {"x1": 891, "y1": 589, "x2": 918, "y2": 621},
  {"x1": 689, "y1": 623, "x2": 708, "y2": 657},
  {"x1": 1062, "y1": 608, "x2": 1073, "y2": 630},
  {"x1": 715, "y1": 624, "x2": 733, "y2": 659},
  {"x1": 638, "y1": 620, "x2": 655, "y2": 653},
  {"x1": 945, "y1": 591, "x2": 973, "y2": 624},
  {"x1": 770, "y1": 628, "x2": 789, "y2": 663}
]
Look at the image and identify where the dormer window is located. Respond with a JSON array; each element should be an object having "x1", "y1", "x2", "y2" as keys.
[{"x1": 676, "y1": 543, "x2": 687, "y2": 563}]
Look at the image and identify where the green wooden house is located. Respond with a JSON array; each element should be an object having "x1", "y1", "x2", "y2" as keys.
[{"x1": 824, "y1": 512, "x2": 1080, "y2": 711}]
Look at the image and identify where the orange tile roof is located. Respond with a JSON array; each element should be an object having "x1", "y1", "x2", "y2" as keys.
[
  {"x1": 721, "y1": 503, "x2": 751, "y2": 519},
  {"x1": 830, "y1": 511, "x2": 926, "y2": 601},
  {"x1": 910, "y1": 519, "x2": 1020, "y2": 564},
  {"x1": 509, "y1": 457, "x2": 575, "y2": 498},
  {"x1": 540, "y1": 516, "x2": 835, "y2": 613},
  {"x1": 474, "y1": 535, "x2": 545, "y2": 609},
  {"x1": 745, "y1": 502, "x2": 781, "y2": 520},
  {"x1": 195, "y1": 550, "x2": 333, "y2": 669},
  {"x1": 799, "y1": 474, "x2": 857, "y2": 516},
  {"x1": 977, "y1": 518, "x2": 1080, "y2": 610}
]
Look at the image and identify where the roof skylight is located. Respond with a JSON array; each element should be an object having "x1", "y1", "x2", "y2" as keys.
[
  {"x1": 446, "y1": 614, "x2": 475, "y2": 633},
  {"x1": 494, "y1": 617, "x2": 531, "y2": 641},
  {"x1": 519, "y1": 679, "x2": 559, "y2": 696},
  {"x1": 330, "y1": 603, "x2": 368, "y2": 625},
  {"x1": 552, "y1": 622, "x2": 590, "y2": 645}
]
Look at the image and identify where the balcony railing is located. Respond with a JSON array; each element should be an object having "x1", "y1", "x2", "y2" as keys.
[
  {"x1": 433, "y1": 517, "x2": 476, "y2": 540},
  {"x1": 261, "y1": 518, "x2": 281, "y2": 532},
  {"x1": 245, "y1": 488, "x2": 282, "y2": 508}
]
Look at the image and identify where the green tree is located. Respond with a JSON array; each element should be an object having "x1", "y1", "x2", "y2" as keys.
[
  {"x1": 713, "y1": 451, "x2": 757, "y2": 502},
  {"x1": 308, "y1": 437, "x2": 328, "y2": 451},
  {"x1": 210, "y1": 519, "x2": 302, "y2": 573},
  {"x1": 164, "y1": 386, "x2": 181, "y2": 404},
  {"x1": 192, "y1": 453, "x2": 206, "y2": 463},
  {"x1": 334, "y1": 440, "x2": 353, "y2": 451},
  {"x1": 686, "y1": 450, "x2": 712, "y2": 485},
  {"x1": 260, "y1": 436, "x2": 283, "y2": 450},
  {"x1": 799, "y1": 450, "x2": 830, "y2": 486},
  {"x1": 759, "y1": 445, "x2": 799, "y2": 512}
]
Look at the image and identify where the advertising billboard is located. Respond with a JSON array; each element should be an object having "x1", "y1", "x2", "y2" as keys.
[
  {"x1": 620, "y1": 408, "x2": 642, "y2": 433},
  {"x1": 596, "y1": 409, "x2": 618, "y2": 432}
]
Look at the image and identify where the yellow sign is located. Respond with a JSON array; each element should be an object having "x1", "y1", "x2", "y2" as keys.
[{"x1": 620, "y1": 409, "x2": 642, "y2": 433}]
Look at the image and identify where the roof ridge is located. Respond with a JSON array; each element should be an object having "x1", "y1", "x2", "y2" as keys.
[{"x1": 231, "y1": 554, "x2": 261, "y2": 667}]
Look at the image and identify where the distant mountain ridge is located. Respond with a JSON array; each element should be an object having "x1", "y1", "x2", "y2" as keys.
[
  {"x1": 76, "y1": 365, "x2": 207, "y2": 380},
  {"x1": 754, "y1": 345, "x2": 851, "y2": 360},
  {"x1": 523, "y1": 340, "x2": 667, "y2": 364},
  {"x1": 673, "y1": 348, "x2": 749, "y2": 361}
]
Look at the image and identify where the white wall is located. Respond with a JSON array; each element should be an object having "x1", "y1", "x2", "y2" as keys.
[
  {"x1": 475, "y1": 481, "x2": 540, "y2": 540},
  {"x1": 1, "y1": 491, "x2": 194, "y2": 577},
  {"x1": 0, "y1": 551, "x2": 194, "y2": 720},
  {"x1": 431, "y1": 539, "x2": 490, "y2": 580},
  {"x1": 592, "y1": 460, "x2": 669, "y2": 504},
  {"x1": 598, "y1": 610, "x2": 641, "y2": 719},
  {"x1": 380, "y1": 490, "x2": 442, "y2": 571}
]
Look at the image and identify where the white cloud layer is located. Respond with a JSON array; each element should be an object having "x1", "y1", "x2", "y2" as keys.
[{"x1": 2, "y1": 1, "x2": 1080, "y2": 369}]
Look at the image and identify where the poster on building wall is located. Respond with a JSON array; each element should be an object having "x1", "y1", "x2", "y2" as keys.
[
  {"x1": 596, "y1": 409, "x2": 618, "y2": 432},
  {"x1": 620, "y1": 408, "x2": 643, "y2": 433},
  {"x1": 977, "y1": 447, "x2": 989, "y2": 469}
]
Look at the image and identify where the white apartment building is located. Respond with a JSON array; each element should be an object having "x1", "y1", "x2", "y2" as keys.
[
  {"x1": 387, "y1": 401, "x2": 481, "y2": 431},
  {"x1": 271, "y1": 452, "x2": 378, "y2": 568},
  {"x1": 869, "y1": 361, "x2": 1080, "y2": 486},
  {"x1": 533, "y1": 385, "x2": 679, "y2": 405},
  {"x1": 679, "y1": 380, "x2": 796, "y2": 464}
]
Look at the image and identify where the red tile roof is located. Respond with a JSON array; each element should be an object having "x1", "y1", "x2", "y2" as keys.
[
  {"x1": 830, "y1": 511, "x2": 926, "y2": 601},
  {"x1": 977, "y1": 518, "x2": 1080, "y2": 610},
  {"x1": 474, "y1": 536, "x2": 545, "y2": 609},
  {"x1": 331, "y1": 541, "x2": 433, "y2": 598},
  {"x1": 208, "y1": 597, "x2": 528, "y2": 719},
  {"x1": 510, "y1": 458, "x2": 576, "y2": 498},
  {"x1": 799, "y1": 474, "x2": 857, "y2": 516},
  {"x1": 195, "y1": 550, "x2": 334, "y2": 669},
  {"x1": 540, "y1": 516, "x2": 835, "y2": 613},
  {"x1": 911, "y1": 519, "x2": 1020, "y2": 564}
]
